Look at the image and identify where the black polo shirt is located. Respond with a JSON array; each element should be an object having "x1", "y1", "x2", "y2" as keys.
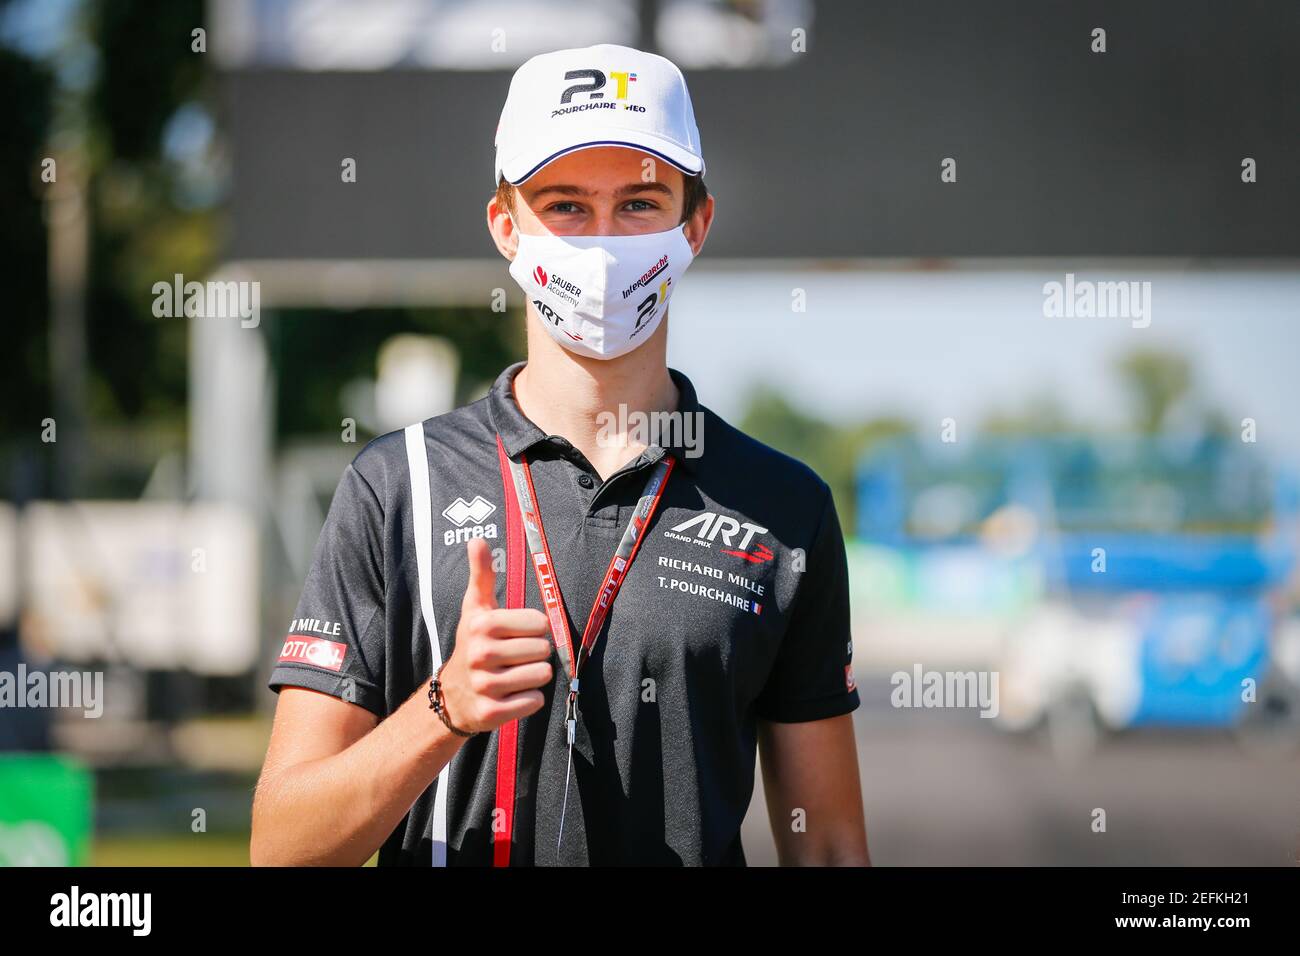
[{"x1": 269, "y1": 361, "x2": 859, "y2": 866}]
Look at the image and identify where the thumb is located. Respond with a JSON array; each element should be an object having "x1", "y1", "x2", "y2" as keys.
[{"x1": 463, "y1": 537, "x2": 499, "y2": 612}]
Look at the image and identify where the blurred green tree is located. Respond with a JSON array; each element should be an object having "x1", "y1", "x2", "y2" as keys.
[
  {"x1": 739, "y1": 385, "x2": 909, "y2": 536},
  {"x1": 1115, "y1": 348, "x2": 1193, "y2": 435},
  {"x1": 0, "y1": 8, "x2": 54, "y2": 472}
]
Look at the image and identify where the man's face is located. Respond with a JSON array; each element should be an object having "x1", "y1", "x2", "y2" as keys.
[{"x1": 487, "y1": 146, "x2": 712, "y2": 257}]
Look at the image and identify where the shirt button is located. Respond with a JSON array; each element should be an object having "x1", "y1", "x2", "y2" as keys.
[{"x1": 577, "y1": 473, "x2": 594, "y2": 489}]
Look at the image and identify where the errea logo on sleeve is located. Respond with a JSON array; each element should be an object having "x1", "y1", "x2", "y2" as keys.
[{"x1": 441, "y1": 495, "x2": 499, "y2": 546}]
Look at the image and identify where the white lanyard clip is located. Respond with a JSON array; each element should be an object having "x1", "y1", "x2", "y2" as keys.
[{"x1": 559, "y1": 678, "x2": 581, "y2": 851}]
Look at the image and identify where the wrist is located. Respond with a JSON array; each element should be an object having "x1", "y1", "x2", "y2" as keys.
[{"x1": 429, "y1": 664, "x2": 477, "y2": 738}]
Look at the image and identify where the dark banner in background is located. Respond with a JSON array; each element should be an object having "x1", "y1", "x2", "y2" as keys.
[{"x1": 222, "y1": 0, "x2": 1297, "y2": 261}]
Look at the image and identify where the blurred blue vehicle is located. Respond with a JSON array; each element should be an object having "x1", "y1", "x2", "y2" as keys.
[{"x1": 856, "y1": 433, "x2": 1300, "y2": 751}]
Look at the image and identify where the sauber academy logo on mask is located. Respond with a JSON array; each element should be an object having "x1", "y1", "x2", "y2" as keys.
[
  {"x1": 533, "y1": 265, "x2": 582, "y2": 305},
  {"x1": 529, "y1": 262, "x2": 585, "y2": 341},
  {"x1": 666, "y1": 512, "x2": 774, "y2": 563},
  {"x1": 442, "y1": 495, "x2": 499, "y2": 546}
]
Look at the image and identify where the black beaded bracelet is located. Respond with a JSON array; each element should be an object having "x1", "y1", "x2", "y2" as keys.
[{"x1": 428, "y1": 664, "x2": 476, "y2": 737}]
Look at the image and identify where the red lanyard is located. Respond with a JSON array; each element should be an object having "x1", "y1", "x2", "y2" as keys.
[
  {"x1": 500, "y1": 437, "x2": 674, "y2": 696},
  {"x1": 495, "y1": 435, "x2": 674, "y2": 856}
]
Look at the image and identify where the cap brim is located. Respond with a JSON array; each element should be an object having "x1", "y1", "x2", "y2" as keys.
[{"x1": 499, "y1": 130, "x2": 705, "y2": 185}]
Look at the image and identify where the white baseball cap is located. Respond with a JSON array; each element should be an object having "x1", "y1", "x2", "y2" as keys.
[{"x1": 493, "y1": 43, "x2": 706, "y2": 187}]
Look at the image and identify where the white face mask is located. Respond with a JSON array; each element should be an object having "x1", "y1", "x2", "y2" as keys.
[{"x1": 508, "y1": 222, "x2": 695, "y2": 360}]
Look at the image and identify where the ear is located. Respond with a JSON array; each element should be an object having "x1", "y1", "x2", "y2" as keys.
[
  {"x1": 485, "y1": 192, "x2": 518, "y2": 261},
  {"x1": 682, "y1": 192, "x2": 715, "y2": 258}
]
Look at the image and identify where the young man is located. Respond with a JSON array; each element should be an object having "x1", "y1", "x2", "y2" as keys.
[{"x1": 252, "y1": 43, "x2": 868, "y2": 867}]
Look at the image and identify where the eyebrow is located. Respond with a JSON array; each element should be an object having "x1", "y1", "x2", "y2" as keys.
[{"x1": 526, "y1": 181, "x2": 675, "y2": 202}]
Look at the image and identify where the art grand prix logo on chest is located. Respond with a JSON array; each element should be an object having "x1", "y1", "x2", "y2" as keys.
[{"x1": 666, "y1": 511, "x2": 773, "y2": 563}]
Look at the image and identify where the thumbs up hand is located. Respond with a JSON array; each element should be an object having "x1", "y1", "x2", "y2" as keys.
[{"x1": 438, "y1": 538, "x2": 553, "y2": 733}]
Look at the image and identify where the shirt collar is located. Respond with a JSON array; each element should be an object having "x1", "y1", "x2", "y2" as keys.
[{"x1": 487, "y1": 361, "x2": 705, "y2": 473}]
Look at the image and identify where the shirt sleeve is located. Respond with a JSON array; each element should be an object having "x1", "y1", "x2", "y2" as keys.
[
  {"x1": 754, "y1": 484, "x2": 861, "y2": 723},
  {"x1": 268, "y1": 461, "x2": 388, "y2": 717}
]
